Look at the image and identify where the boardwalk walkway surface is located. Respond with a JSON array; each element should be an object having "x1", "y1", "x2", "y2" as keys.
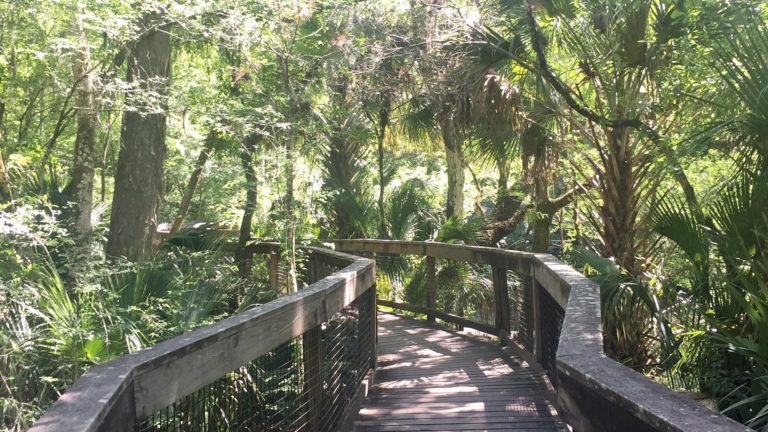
[{"x1": 352, "y1": 313, "x2": 567, "y2": 431}]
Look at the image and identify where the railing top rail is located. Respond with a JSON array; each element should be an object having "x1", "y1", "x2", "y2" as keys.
[
  {"x1": 331, "y1": 239, "x2": 750, "y2": 432},
  {"x1": 30, "y1": 247, "x2": 375, "y2": 432}
]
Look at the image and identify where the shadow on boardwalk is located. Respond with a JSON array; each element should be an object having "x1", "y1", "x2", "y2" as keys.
[{"x1": 353, "y1": 312, "x2": 567, "y2": 432}]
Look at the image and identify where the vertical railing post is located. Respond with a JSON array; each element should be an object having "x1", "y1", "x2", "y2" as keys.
[
  {"x1": 268, "y1": 250, "x2": 280, "y2": 292},
  {"x1": 426, "y1": 256, "x2": 437, "y2": 323},
  {"x1": 492, "y1": 266, "x2": 511, "y2": 339},
  {"x1": 303, "y1": 252, "x2": 324, "y2": 431},
  {"x1": 99, "y1": 382, "x2": 137, "y2": 432},
  {"x1": 370, "y1": 283, "x2": 378, "y2": 367}
]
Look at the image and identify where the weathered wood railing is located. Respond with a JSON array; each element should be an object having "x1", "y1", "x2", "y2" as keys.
[
  {"x1": 30, "y1": 246, "x2": 377, "y2": 432},
  {"x1": 332, "y1": 239, "x2": 750, "y2": 432}
]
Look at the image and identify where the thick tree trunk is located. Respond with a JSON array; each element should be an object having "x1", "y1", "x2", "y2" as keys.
[
  {"x1": 170, "y1": 134, "x2": 216, "y2": 234},
  {"x1": 440, "y1": 115, "x2": 464, "y2": 220},
  {"x1": 63, "y1": 18, "x2": 98, "y2": 246},
  {"x1": 0, "y1": 101, "x2": 13, "y2": 204},
  {"x1": 600, "y1": 127, "x2": 639, "y2": 275},
  {"x1": 532, "y1": 213, "x2": 554, "y2": 253},
  {"x1": 106, "y1": 17, "x2": 171, "y2": 261}
]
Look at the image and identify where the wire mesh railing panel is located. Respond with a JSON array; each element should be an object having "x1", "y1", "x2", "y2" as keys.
[
  {"x1": 505, "y1": 270, "x2": 522, "y2": 335},
  {"x1": 136, "y1": 255, "x2": 374, "y2": 432},
  {"x1": 539, "y1": 284, "x2": 565, "y2": 382},
  {"x1": 318, "y1": 289, "x2": 373, "y2": 430},
  {"x1": 512, "y1": 274, "x2": 534, "y2": 353},
  {"x1": 136, "y1": 338, "x2": 305, "y2": 432}
]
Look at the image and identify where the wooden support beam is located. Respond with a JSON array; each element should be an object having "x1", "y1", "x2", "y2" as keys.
[
  {"x1": 425, "y1": 256, "x2": 437, "y2": 323},
  {"x1": 268, "y1": 251, "x2": 279, "y2": 291},
  {"x1": 370, "y1": 285, "x2": 378, "y2": 366},
  {"x1": 492, "y1": 266, "x2": 510, "y2": 335}
]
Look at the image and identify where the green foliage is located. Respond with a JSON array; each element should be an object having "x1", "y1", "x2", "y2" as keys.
[{"x1": 3, "y1": 0, "x2": 768, "y2": 429}]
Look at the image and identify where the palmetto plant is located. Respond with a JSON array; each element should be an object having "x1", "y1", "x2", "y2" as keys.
[{"x1": 653, "y1": 168, "x2": 768, "y2": 427}]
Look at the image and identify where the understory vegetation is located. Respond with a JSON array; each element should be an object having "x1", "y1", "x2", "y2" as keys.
[{"x1": 1, "y1": 0, "x2": 768, "y2": 430}]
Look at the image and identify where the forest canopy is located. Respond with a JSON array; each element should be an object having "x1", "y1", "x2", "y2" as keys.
[{"x1": 2, "y1": 0, "x2": 768, "y2": 429}]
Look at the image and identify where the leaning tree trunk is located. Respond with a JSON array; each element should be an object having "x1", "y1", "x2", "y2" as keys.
[
  {"x1": 106, "y1": 16, "x2": 171, "y2": 261},
  {"x1": 64, "y1": 18, "x2": 98, "y2": 247},
  {"x1": 439, "y1": 114, "x2": 465, "y2": 220},
  {"x1": 170, "y1": 133, "x2": 216, "y2": 234}
]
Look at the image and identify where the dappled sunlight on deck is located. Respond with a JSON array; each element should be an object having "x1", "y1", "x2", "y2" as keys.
[{"x1": 353, "y1": 312, "x2": 566, "y2": 431}]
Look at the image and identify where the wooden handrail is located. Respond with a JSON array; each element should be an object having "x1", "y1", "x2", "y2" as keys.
[
  {"x1": 30, "y1": 246, "x2": 376, "y2": 432},
  {"x1": 331, "y1": 239, "x2": 750, "y2": 432}
]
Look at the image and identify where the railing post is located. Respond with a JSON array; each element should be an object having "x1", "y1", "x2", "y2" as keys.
[
  {"x1": 98, "y1": 382, "x2": 137, "y2": 432},
  {"x1": 268, "y1": 251, "x2": 280, "y2": 292},
  {"x1": 426, "y1": 256, "x2": 437, "y2": 323},
  {"x1": 303, "y1": 252, "x2": 325, "y2": 431},
  {"x1": 370, "y1": 283, "x2": 378, "y2": 367},
  {"x1": 492, "y1": 266, "x2": 511, "y2": 339}
]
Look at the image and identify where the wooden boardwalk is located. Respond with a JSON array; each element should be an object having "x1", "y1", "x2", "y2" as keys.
[{"x1": 352, "y1": 313, "x2": 566, "y2": 432}]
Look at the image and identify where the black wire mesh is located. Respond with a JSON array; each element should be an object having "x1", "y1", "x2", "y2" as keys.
[
  {"x1": 539, "y1": 284, "x2": 565, "y2": 382},
  {"x1": 136, "y1": 279, "x2": 373, "y2": 432},
  {"x1": 509, "y1": 273, "x2": 534, "y2": 353}
]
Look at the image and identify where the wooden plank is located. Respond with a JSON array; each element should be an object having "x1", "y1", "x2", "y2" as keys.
[
  {"x1": 492, "y1": 266, "x2": 511, "y2": 333},
  {"x1": 377, "y1": 299, "x2": 498, "y2": 336},
  {"x1": 332, "y1": 239, "x2": 534, "y2": 271},
  {"x1": 369, "y1": 287, "x2": 378, "y2": 366},
  {"x1": 352, "y1": 313, "x2": 565, "y2": 432},
  {"x1": 28, "y1": 358, "x2": 135, "y2": 432},
  {"x1": 268, "y1": 252, "x2": 280, "y2": 291},
  {"x1": 426, "y1": 256, "x2": 437, "y2": 323}
]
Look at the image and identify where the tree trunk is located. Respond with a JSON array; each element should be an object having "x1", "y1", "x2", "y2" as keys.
[
  {"x1": 532, "y1": 213, "x2": 553, "y2": 253},
  {"x1": 600, "y1": 127, "x2": 639, "y2": 275},
  {"x1": 63, "y1": 17, "x2": 98, "y2": 246},
  {"x1": 377, "y1": 94, "x2": 390, "y2": 238},
  {"x1": 440, "y1": 115, "x2": 464, "y2": 220},
  {"x1": 106, "y1": 16, "x2": 171, "y2": 261},
  {"x1": 0, "y1": 100, "x2": 13, "y2": 204},
  {"x1": 278, "y1": 55, "x2": 298, "y2": 292},
  {"x1": 170, "y1": 134, "x2": 216, "y2": 234},
  {"x1": 236, "y1": 135, "x2": 258, "y2": 277},
  {"x1": 231, "y1": 135, "x2": 259, "y2": 311}
]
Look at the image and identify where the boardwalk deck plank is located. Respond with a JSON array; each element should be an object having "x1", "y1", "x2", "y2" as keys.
[{"x1": 352, "y1": 313, "x2": 566, "y2": 432}]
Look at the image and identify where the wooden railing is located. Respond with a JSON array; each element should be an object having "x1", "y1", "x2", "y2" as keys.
[
  {"x1": 30, "y1": 246, "x2": 377, "y2": 432},
  {"x1": 332, "y1": 239, "x2": 750, "y2": 432}
]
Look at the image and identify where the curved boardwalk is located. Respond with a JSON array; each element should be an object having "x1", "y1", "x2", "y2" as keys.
[{"x1": 353, "y1": 313, "x2": 567, "y2": 432}]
